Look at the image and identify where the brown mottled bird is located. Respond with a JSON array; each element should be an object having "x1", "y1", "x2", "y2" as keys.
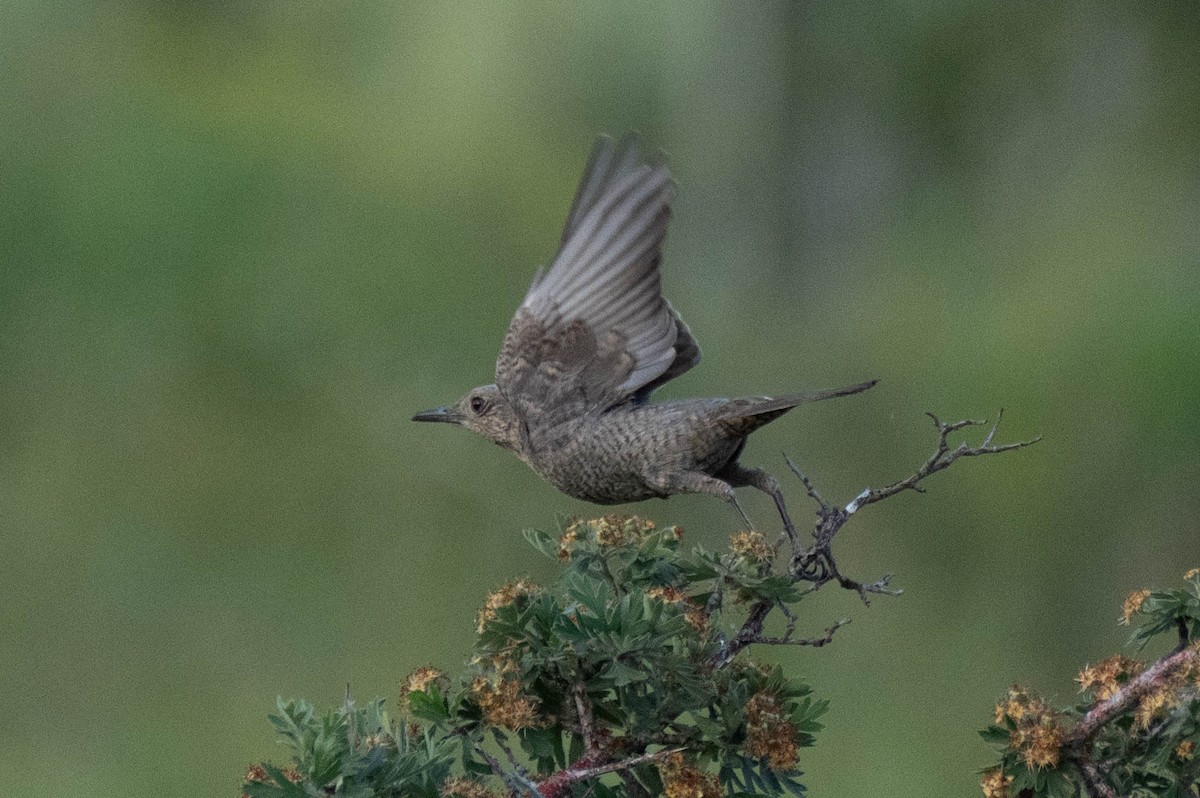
[{"x1": 414, "y1": 134, "x2": 875, "y2": 528}]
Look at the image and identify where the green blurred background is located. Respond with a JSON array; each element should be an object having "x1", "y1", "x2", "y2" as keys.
[{"x1": 2, "y1": 2, "x2": 1198, "y2": 795}]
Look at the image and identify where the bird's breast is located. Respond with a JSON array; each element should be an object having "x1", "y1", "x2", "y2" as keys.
[
  {"x1": 523, "y1": 403, "x2": 741, "y2": 504},
  {"x1": 527, "y1": 418, "x2": 659, "y2": 504}
]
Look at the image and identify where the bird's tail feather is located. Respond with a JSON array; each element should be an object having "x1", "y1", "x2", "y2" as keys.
[{"x1": 743, "y1": 379, "x2": 878, "y2": 417}]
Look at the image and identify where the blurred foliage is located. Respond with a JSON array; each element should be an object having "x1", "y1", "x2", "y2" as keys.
[
  {"x1": 246, "y1": 517, "x2": 828, "y2": 798},
  {"x1": 2, "y1": 2, "x2": 1199, "y2": 797},
  {"x1": 980, "y1": 571, "x2": 1200, "y2": 797}
]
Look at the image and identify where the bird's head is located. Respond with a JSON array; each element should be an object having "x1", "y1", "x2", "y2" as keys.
[{"x1": 412, "y1": 384, "x2": 524, "y2": 452}]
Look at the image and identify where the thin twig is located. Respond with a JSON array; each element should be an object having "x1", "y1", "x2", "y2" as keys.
[
  {"x1": 849, "y1": 410, "x2": 1041, "y2": 512},
  {"x1": 785, "y1": 455, "x2": 829, "y2": 512},
  {"x1": 573, "y1": 678, "x2": 597, "y2": 754},
  {"x1": 778, "y1": 601, "x2": 798, "y2": 641},
  {"x1": 476, "y1": 743, "x2": 545, "y2": 798},
  {"x1": 492, "y1": 730, "x2": 528, "y2": 776},
  {"x1": 752, "y1": 619, "x2": 851, "y2": 648},
  {"x1": 792, "y1": 410, "x2": 1037, "y2": 600},
  {"x1": 716, "y1": 411, "x2": 1037, "y2": 665}
]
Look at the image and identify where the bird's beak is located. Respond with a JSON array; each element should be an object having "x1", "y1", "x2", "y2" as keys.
[{"x1": 412, "y1": 406, "x2": 463, "y2": 424}]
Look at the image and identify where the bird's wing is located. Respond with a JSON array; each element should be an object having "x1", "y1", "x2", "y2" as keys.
[{"x1": 495, "y1": 134, "x2": 700, "y2": 433}]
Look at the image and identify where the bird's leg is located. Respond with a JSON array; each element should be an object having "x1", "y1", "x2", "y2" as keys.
[
  {"x1": 720, "y1": 465, "x2": 799, "y2": 548},
  {"x1": 730, "y1": 495, "x2": 755, "y2": 532},
  {"x1": 644, "y1": 470, "x2": 754, "y2": 530}
]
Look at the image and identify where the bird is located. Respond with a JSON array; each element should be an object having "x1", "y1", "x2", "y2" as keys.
[{"x1": 413, "y1": 134, "x2": 875, "y2": 533}]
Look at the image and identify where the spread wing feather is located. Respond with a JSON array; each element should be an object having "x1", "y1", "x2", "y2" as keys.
[{"x1": 496, "y1": 134, "x2": 700, "y2": 433}]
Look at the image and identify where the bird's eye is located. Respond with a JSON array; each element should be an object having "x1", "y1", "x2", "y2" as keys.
[{"x1": 469, "y1": 396, "x2": 487, "y2": 414}]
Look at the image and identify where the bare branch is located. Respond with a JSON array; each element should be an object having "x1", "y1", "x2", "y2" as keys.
[
  {"x1": 717, "y1": 602, "x2": 772, "y2": 667},
  {"x1": 475, "y1": 742, "x2": 545, "y2": 798},
  {"x1": 785, "y1": 455, "x2": 829, "y2": 512},
  {"x1": 752, "y1": 619, "x2": 851, "y2": 648},
  {"x1": 778, "y1": 600, "x2": 798, "y2": 640},
  {"x1": 474, "y1": 744, "x2": 505, "y2": 779},
  {"x1": 830, "y1": 569, "x2": 902, "y2": 606},
  {"x1": 716, "y1": 411, "x2": 1036, "y2": 667},
  {"x1": 789, "y1": 410, "x2": 1038, "y2": 599},
  {"x1": 573, "y1": 678, "x2": 597, "y2": 755},
  {"x1": 491, "y1": 730, "x2": 528, "y2": 776},
  {"x1": 850, "y1": 409, "x2": 1041, "y2": 512},
  {"x1": 533, "y1": 748, "x2": 685, "y2": 798}
]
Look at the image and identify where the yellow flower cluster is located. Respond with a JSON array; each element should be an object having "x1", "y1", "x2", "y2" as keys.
[
  {"x1": 744, "y1": 691, "x2": 799, "y2": 772},
  {"x1": 993, "y1": 686, "x2": 1031, "y2": 724},
  {"x1": 595, "y1": 514, "x2": 659, "y2": 546},
  {"x1": 470, "y1": 659, "x2": 542, "y2": 730},
  {"x1": 439, "y1": 777, "x2": 500, "y2": 798},
  {"x1": 1120, "y1": 588, "x2": 1151, "y2": 625},
  {"x1": 1015, "y1": 719, "x2": 1065, "y2": 769},
  {"x1": 657, "y1": 752, "x2": 721, "y2": 798},
  {"x1": 979, "y1": 767, "x2": 1013, "y2": 798},
  {"x1": 1076, "y1": 656, "x2": 1143, "y2": 701},
  {"x1": 362, "y1": 732, "x2": 393, "y2": 750},
  {"x1": 242, "y1": 763, "x2": 302, "y2": 797},
  {"x1": 557, "y1": 525, "x2": 579, "y2": 561},
  {"x1": 994, "y1": 687, "x2": 1066, "y2": 769},
  {"x1": 558, "y1": 515, "x2": 679, "y2": 558},
  {"x1": 646, "y1": 586, "x2": 709, "y2": 632},
  {"x1": 477, "y1": 578, "x2": 541, "y2": 633},
  {"x1": 1138, "y1": 645, "x2": 1200, "y2": 728},
  {"x1": 1135, "y1": 687, "x2": 1174, "y2": 729},
  {"x1": 402, "y1": 666, "x2": 448, "y2": 696},
  {"x1": 730, "y1": 529, "x2": 772, "y2": 562},
  {"x1": 242, "y1": 763, "x2": 270, "y2": 794}
]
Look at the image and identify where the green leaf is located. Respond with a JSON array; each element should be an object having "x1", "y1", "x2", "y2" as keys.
[
  {"x1": 519, "y1": 726, "x2": 560, "y2": 760},
  {"x1": 979, "y1": 725, "x2": 1012, "y2": 746},
  {"x1": 523, "y1": 527, "x2": 560, "y2": 560},
  {"x1": 408, "y1": 689, "x2": 450, "y2": 723}
]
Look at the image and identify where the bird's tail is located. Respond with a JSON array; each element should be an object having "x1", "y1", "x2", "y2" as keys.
[
  {"x1": 716, "y1": 379, "x2": 877, "y2": 438},
  {"x1": 746, "y1": 379, "x2": 878, "y2": 416}
]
